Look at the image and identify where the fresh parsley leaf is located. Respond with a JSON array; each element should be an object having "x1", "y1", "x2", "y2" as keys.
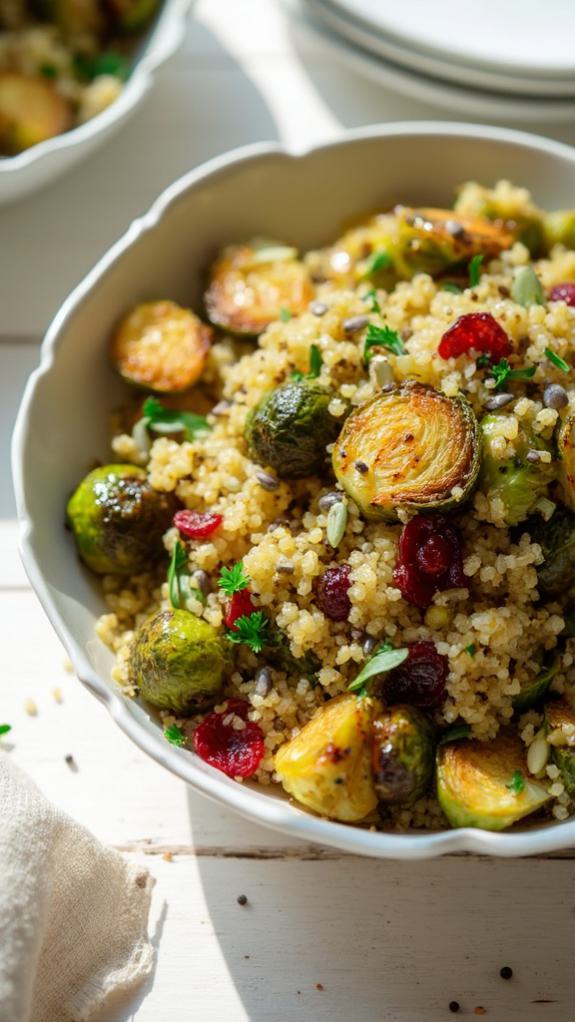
[
  {"x1": 441, "y1": 281, "x2": 463, "y2": 294},
  {"x1": 279, "y1": 308, "x2": 292, "y2": 322},
  {"x1": 363, "y1": 323, "x2": 405, "y2": 362},
  {"x1": 0, "y1": 724, "x2": 12, "y2": 737},
  {"x1": 545, "y1": 348, "x2": 570, "y2": 374},
  {"x1": 362, "y1": 250, "x2": 392, "y2": 278},
  {"x1": 308, "y1": 343, "x2": 322, "y2": 379},
  {"x1": 506, "y1": 769, "x2": 526, "y2": 795},
  {"x1": 164, "y1": 724, "x2": 185, "y2": 747},
  {"x1": 218, "y1": 561, "x2": 250, "y2": 596},
  {"x1": 226, "y1": 611, "x2": 269, "y2": 653},
  {"x1": 142, "y1": 397, "x2": 210, "y2": 441},
  {"x1": 348, "y1": 642, "x2": 409, "y2": 693},
  {"x1": 469, "y1": 253, "x2": 484, "y2": 288},
  {"x1": 438, "y1": 724, "x2": 471, "y2": 746},
  {"x1": 465, "y1": 643, "x2": 477, "y2": 657},
  {"x1": 168, "y1": 541, "x2": 188, "y2": 609},
  {"x1": 490, "y1": 358, "x2": 536, "y2": 390},
  {"x1": 364, "y1": 288, "x2": 381, "y2": 313}
]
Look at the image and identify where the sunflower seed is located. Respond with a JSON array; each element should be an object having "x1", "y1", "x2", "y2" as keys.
[
  {"x1": 342, "y1": 314, "x2": 369, "y2": 335},
  {"x1": 192, "y1": 569, "x2": 211, "y2": 596},
  {"x1": 484, "y1": 392, "x2": 515, "y2": 411},
  {"x1": 362, "y1": 635, "x2": 377, "y2": 657},
  {"x1": 326, "y1": 501, "x2": 348, "y2": 548},
  {"x1": 543, "y1": 383, "x2": 569, "y2": 409},
  {"x1": 318, "y1": 491, "x2": 342, "y2": 512},
  {"x1": 369, "y1": 355, "x2": 394, "y2": 390},
  {"x1": 254, "y1": 667, "x2": 272, "y2": 697},
  {"x1": 255, "y1": 470, "x2": 280, "y2": 491},
  {"x1": 309, "y1": 300, "x2": 328, "y2": 317},
  {"x1": 527, "y1": 729, "x2": 550, "y2": 776}
]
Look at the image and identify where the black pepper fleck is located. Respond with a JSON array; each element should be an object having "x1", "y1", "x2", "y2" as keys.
[
  {"x1": 65, "y1": 754, "x2": 78, "y2": 772},
  {"x1": 500, "y1": 966, "x2": 513, "y2": 980},
  {"x1": 237, "y1": 894, "x2": 248, "y2": 906},
  {"x1": 449, "y1": 1002, "x2": 460, "y2": 1014}
]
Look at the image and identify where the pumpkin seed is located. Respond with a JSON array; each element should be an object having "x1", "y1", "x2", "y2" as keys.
[{"x1": 326, "y1": 500, "x2": 348, "y2": 548}]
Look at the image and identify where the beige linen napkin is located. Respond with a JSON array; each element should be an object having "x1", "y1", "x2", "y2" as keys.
[{"x1": 0, "y1": 753, "x2": 155, "y2": 1022}]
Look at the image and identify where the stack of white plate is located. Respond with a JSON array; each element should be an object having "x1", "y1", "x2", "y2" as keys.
[{"x1": 301, "y1": 0, "x2": 575, "y2": 122}]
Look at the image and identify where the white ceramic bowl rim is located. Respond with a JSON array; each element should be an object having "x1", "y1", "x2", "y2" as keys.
[
  {"x1": 13, "y1": 121, "x2": 575, "y2": 859},
  {"x1": 0, "y1": 0, "x2": 191, "y2": 176}
]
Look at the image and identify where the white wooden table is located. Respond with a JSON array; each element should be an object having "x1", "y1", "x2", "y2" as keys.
[{"x1": 3, "y1": 2, "x2": 575, "y2": 1019}]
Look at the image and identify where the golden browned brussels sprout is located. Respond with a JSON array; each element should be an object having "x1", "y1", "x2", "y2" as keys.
[
  {"x1": 105, "y1": 0, "x2": 160, "y2": 32},
  {"x1": 394, "y1": 206, "x2": 514, "y2": 277},
  {"x1": 0, "y1": 73, "x2": 72, "y2": 154},
  {"x1": 332, "y1": 383, "x2": 480, "y2": 521},
  {"x1": 372, "y1": 704, "x2": 435, "y2": 805},
  {"x1": 274, "y1": 693, "x2": 380, "y2": 822},
  {"x1": 437, "y1": 731, "x2": 550, "y2": 831},
  {"x1": 454, "y1": 181, "x2": 545, "y2": 256},
  {"x1": 204, "y1": 240, "x2": 313, "y2": 335},
  {"x1": 545, "y1": 699, "x2": 575, "y2": 795},
  {"x1": 557, "y1": 411, "x2": 575, "y2": 512},
  {"x1": 110, "y1": 301, "x2": 212, "y2": 394}
]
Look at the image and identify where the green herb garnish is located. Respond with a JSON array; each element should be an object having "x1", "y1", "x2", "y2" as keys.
[
  {"x1": 0, "y1": 724, "x2": 12, "y2": 737},
  {"x1": 545, "y1": 348, "x2": 570, "y2": 374},
  {"x1": 362, "y1": 250, "x2": 392, "y2": 278},
  {"x1": 142, "y1": 397, "x2": 210, "y2": 441},
  {"x1": 469, "y1": 254, "x2": 484, "y2": 288},
  {"x1": 363, "y1": 323, "x2": 405, "y2": 362},
  {"x1": 279, "y1": 308, "x2": 293, "y2": 322},
  {"x1": 507, "y1": 769, "x2": 526, "y2": 795},
  {"x1": 226, "y1": 611, "x2": 269, "y2": 653},
  {"x1": 164, "y1": 724, "x2": 185, "y2": 747},
  {"x1": 465, "y1": 643, "x2": 477, "y2": 657},
  {"x1": 218, "y1": 561, "x2": 250, "y2": 596},
  {"x1": 75, "y1": 51, "x2": 130, "y2": 82},
  {"x1": 441, "y1": 282, "x2": 463, "y2": 294},
  {"x1": 168, "y1": 541, "x2": 188, "y2": 609},
  {"x1": 348, "y1": 641, "x2": 408, "y2": 694},
  {"x1": 490, "y1": 357, "x2": 536, "y2": 390},
  {"x1": 364, "y1": 288, "x2": 382, "y2": 313},
  {"x1": 292, "y1": 343, "x2": 323, "y2": 381},
  {"x1": 40, "y1": 63, "x2": 58, "y2": 78},
  {"x1": 438, "y1": 724, "x2": 471, "y2": 746}
]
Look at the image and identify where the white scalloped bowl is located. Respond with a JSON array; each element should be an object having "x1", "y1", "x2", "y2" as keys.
[
  {"x1": 0, "y1": 0, "x2": 191, "y2": 205},
  {"x1": 12, "y1": 123, "x2": 575, "y2": 857}
]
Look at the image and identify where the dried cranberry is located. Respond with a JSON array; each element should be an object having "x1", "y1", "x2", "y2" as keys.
[
  {"x1": 193, "y1": 700, "x2": 265, "y2": 777},
  {"x1": 393, "y1": 515, "x2": 465, "y2": 609},
  {"x1": 173, "y1": 509, "x2": 223, "y2": 538},
  {"x1": 225, "y1": 589, "x2": 254, "y2": 630},
  {"x1": 549, "y1": 283, "x2": 575, "y2": 307},
  {"x1": 384, "y1": 641, "x2": 448, "y2": 710},
  {"x1": 315, "y1": 565, "x2": 351, "y2": 621},
  {"x1": 438, "y1": 313, "x2": 511, "y2": 361}
]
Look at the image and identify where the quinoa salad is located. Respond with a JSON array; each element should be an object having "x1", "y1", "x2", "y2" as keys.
[
  {"x1": 0, "y1": 0, "x2": 161, "y2": 155},
  {"x1": 67, "y1": 180, "x2": 575, "y2": 833}
]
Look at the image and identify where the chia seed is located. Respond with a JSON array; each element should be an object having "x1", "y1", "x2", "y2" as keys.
[
  {"x1": 237, "y1": 894, "x2": 248, "y2": 906},
  {"x1": 449, "y1": 1002, "x2": 460, "y2": 1014},
  {"x1": 354, "y1": 460, "x2": 369, "y2": 474},
  {"x1": 254, "y1": 667, "x2": 272, "y2": 697},
  {"x1": 484, "y1": 392, "x2": 515, "y2": 411},
  {"x1": 255, "y1": 469, "x2": 280, "y2": 491},
  {"x1": 543, "y1": 383, "x2": 569, "y2": 409},
  {"x1": 309, "y1": 300, "x2": 328, "y2": 317},
  {"x1": 318, "y1": 491, "x2": 342, "y2": 512},
  {"x1": 500, "y1": 966, "x2": 513, "y2": 980},
  {"x1": 342, "y1": 314, "x2": 369, "y2": 334}
]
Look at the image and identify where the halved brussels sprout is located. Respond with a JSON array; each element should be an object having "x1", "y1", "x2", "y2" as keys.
[
  {"x1": 305, "y1": 214, "x2": 397, "y2": 288},
  {"x1": 544, "y1": 210, "x2": 575, "y2": 252},
  {"x1": 274, "y1": 693, "x2": 380, "y2": 822},
  {"x1": 245, "y1": 378, "x2": 341, "y2": 479},
  {"x1": 372, "y1": 704, "x2": 435, "y2": 805},
  {"x1": 557, "y1": 412, "x2": 575, "y2": 512},
  {"x1": 512, "y1": 654, "x2": 559, "y2": 713},
  {"x1": 526, "y1": 508, "x2": 575, "y2": 597},
  {"x1": 454, "y1": 182, "x2": 545, "y2": 256},
  {"x1": 545, "y1": 699, "x2": 575, "y2": 795},
  {"x1": 394, "y1": 207, "x2": 514, "y2": 277},
  {"x1": 332, "y1": 383, "x2": 480, "y2": 521},
  {"x1": 105, "y1": 0, "x2": 160, "y2": 31},
  {"x1": 437, "y1": 731, "x2": 551, "y2": 830},
  {"x1": 66, "y1": 464, "x2": 177, "y2": 575},
  {"x1": 130, "y1": 608, "x2": 226, "y2": 712},
  {"x1": 205, "y1": 240, "x2": 313, "y2": 335},
  {"x1": 0, "y1": 73, "x2": 72, "y2": 154},
  {"x1": 110, "y1": 301, "x2": 212, "y2": 394},
  {"x1": 478, "y1": 415, "x2": 554, "y2": 527}
]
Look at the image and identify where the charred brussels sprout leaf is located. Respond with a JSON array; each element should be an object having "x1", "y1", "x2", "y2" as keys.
[
  {"x1": 512, "y1": 655, "x2": 560, "y2": 713},
  {"x1": 332, "y1": 383, "x2": 480, "y2": 521},
  {"x1": 394, "y1": 206, "x2": 514, "y2": 277},
  {"x1": 372, "y1": 705, "x2": 435, "y2": 805},
  {"x1": 526, "y1": 508, "x2": 575, "y2": 597},
  {"x1": 110, "y1": 301, "x2": 212, "y2": 394},
  {"x1": 0, "y1": 72, "x2": 72, "y2": 154},
  {"x1": 130, "y1": 608, "x2": 226, "y2": 713},
  {"x1": 205, "y1": 240, "x2": 313, "y2": 335},
  {"x1": 545, "y1": 699, "x2": 575, "y2": 795},
  {"x1": 245, "y1": 379, "x2": 341, "y2": 479},
  {"x1": 437, "y1": 731, "x2": 550, "y2": 830},
  {"x1": 478, "y1": 415, "x2": 554, "y2": 526},
  {"x1": 274, "y1": 693, "x2": 380, "y2": 822},
  {"x1": 105, "y1": 0, "x2": 160, "y2": 32},
  {"x1": 66, "y1": 464, "x2": 177, "y2": 575}
]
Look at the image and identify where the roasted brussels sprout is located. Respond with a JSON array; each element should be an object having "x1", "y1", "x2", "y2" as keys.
[
  {"x1": 545, "y1": 699, "x2": 575, "y2": 795},
  {"x1": 512, "y1": 654, "x2": 559, "y2": 713},
  {"x1": 245, "y1": 378, "x2": 341, "y2": 479},
  {"x1": 0, "y1": 73, "x2": 72, "y2": 154},
  {"x1": 454, "y1": 182, "x2": 545, "y2": 256},
  {"x1": 110, "y1": 301, "x2": 212, "y2": 394},
  {"x1": 274, "y1": 693, "x2": 380, "y2": 822},
  {"x1": 205, "y1": 240, "x2": 313, "y2": 335},
  {"x1": 332, "y1": 383, "x2": 480, "y2": 521},
  {"x1": 544, "y1": 210, "x2": 575, "y2": 252},
  {"x1": 372, "y1": 705, "x2": 435, "y2": 805},
  {"x1": 106, "y1": 0, "x2": 160, "y2": 31},
  {"x1": 526, "y1": 507, "x2": 575, "y2": 597},
  {"x1": 557, "y1": 411, "x2": 575, "y2": 512},
  {"x1": 394, "y1": 206, "x2": 514, "y2": 277},
  {"x1": 478, "y1": 415, "x2": 554, "y2": 526},
  {"x1": 130, "y1": 608, "x2": 226, "y2": 712},
  {"x1": 306, "y1": 215, "x2": 397, "y2": 289},
  {"x1": 437, "y1": 731, "x2": 550, "y2": 830},
  {"x1": 66, "y1": 464, "x2": 177, "y2": 575}
]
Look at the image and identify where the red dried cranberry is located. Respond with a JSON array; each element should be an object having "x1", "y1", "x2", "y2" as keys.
[
  {"x1": 225, "y1": 589, "x2": 254, "y2": 630},
  {"x1": 438, "y1": 313, "x2": 511, "y2": 361},
  {"x1": 549, "y1": 282, "x2": 575, "y2": 307},
  {"x1": 173, "y1": 509, "x2": 223, "y2": 538},
  {"x1": 193, "y1": 700, "x2": 265, "y2": 777},
  {"x1": 384, "y1": 641, "x2": 448, "y2": 710},
  {"x1": 393, "y1": 515, "x2": 465, "y2": 609},
  {"x1": 315, "y1": 565, "x2": 351, "y2": 621}
]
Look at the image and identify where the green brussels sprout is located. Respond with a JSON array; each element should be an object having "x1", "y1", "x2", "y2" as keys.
[
  {"x1": 512, "y1": 654, "x2": 559, "y2": 713},
  {"x1": 205, "y1": 239, "x2": 313, "y2": 336},
  {"x1": 0, "y1": 72, "x2": 72, "y2": 155},
  {"x1": 478, "y1": 415, "x2": 554, "y2": 526},
  {"x1": 274, "y1": 693, "x2": 380, "y2": 822},
  {"x1": 526, "y1": 507, "x2": 575, "y2": 597},
  {"x1": 371, "y1": 704, "x2": 435, "y2": 805},
  {"x1": 545, "y1": 699, "x2": 575, "y2": 795},
  {"x1": 105, "y1": 0, "x2": 160, "y2": 32},
  {"x1": 333, "y1": 383, "x2": 480, "y2": 521},
  {"x1": 544, "y1": 210, "x2": 575, "y2": 252},
  {"x1": 67, "y1": 464, "x2": 177, "y2": 575},
  {"x1": 110, "y1": 301, "x2": 212, "y2": 394},
  {"x1": 394, "y1": 206, "x2": 514, "y2": 277},
  {"x1": 556, "y1": 411, "x2": 575, "y2": 512},
  {"x1": 245, "y1": 379, "x2": 341, "y2": 479},
  {"x1": 454, "y1": 182, "x2": 545, "y2": 256},
  {"x1": 130, "y1": 608, "x2": 226, "y2": 712},
  {"x1": 437, "y1": 731, "x2": 551, "y2": 831}
]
